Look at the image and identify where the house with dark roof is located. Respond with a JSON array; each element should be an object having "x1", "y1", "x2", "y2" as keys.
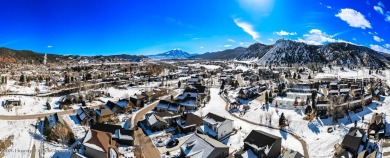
[
  {"x1": 82, "y1": 129, "x2": 118, "y2": 158},
  {"x1": 179, "y1": 96, "x2": 200, "y2": 110},
  {"x1": 116, "y1": 99, "x2": 134, "y2": 113},
  {"x1": 368, "y1": 113, "x2": 386, "y2": 137},
  {"x1": 155, "y1": 100, "x2": 181, "y2": 113},
  {"x1": 103, "y1": 101, "x2": 122, "y2": 114},
  {"x1": 238, "y1": 87, "x2": 258, "y2": 100},
  {"x1": 142, "y1": 90, "x2": 157, "y2": 103},
  {"x1": 95, "y1": 108, "x2": 114, "y2": 123},
  {"x1": 238, "y1": 130, "x2": 282, "y2": 158},
  {"x1": 90, "y1": 123, "x2": 134, "y2": 146},
  {"x1": 76, "y1": 107, "x2": 96, "y2": 126},
  {"x1": 4, "y1": 99, "x2": 22, "y2": 109},
  {"x1": 335, "y1": 127, "x2": 367, "y2": 157},
  {"x1": 282, "y1": 149, "x2": 304, "y2": 158},
  {"x1": 180, "y1": 133, "x2": 229, "y2": 158},
  {"x1": 146, "y1": 111, "x2": 181, "y2": 131},
  {"x1": 198, "y1": 113, "x2": 233, "y2": 139},
  {"x1": 177, "y1": 113, "x2": 203, "y2": 133},
  {"x1": 130, "y1": 94, "x2": 146, "y2": 107}
]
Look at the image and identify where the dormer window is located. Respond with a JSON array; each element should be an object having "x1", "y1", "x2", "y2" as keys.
[{"x1": 186, "y1": 140, "x2": 196, "y2": 149}]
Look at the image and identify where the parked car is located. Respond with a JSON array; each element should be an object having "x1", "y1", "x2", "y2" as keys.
[{"x1": 166, "y1": 138, "x2": 179, "y2": 148}]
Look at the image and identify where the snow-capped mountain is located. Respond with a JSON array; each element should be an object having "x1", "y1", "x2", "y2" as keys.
[
  {"x1": 192, "y1": 39, "x2": 390, "y2": 68},
  {"x1": 148, "y1": 49, "x2": 195, "y2": 59}
]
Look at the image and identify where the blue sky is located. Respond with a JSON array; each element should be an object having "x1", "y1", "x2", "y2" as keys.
[{"x1": 0, "y1": 0, "x2": 389, "y2": 55}]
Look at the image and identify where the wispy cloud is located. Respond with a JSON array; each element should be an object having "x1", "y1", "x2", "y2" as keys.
[
  {"x1": 335, "y1": 8, "x2": 372, "y2": 29},
  {"x1": 269, "y1": 39, "x2": 274, "y2": 42},
  {"x1": 227, "y1": 39, "x2": 236, "y2": 42},
  {"x1": 200, "y1": 46, "x2": 204, "y2": 49},
  {"x1": 370, "y1": 44, "x2": 390, "y2": 53},
  {"x1": 274, "y1": 30, "x2": 297, "y2": 36},
  {"x1": 373, "y1": 35, "x2": 384, "y2": 42},
  {"x1": 224, "y1": 44, "x2": 232, "y2": 47},
  {"x1": 47, "y1": 45, "x2": 53, "y2": 48},
  {"x1": 374, "y1": 6, "x2": 384, "y2": 14},
  {"x1": 386, "y1": 13, "x2": 390, "y2": 22},
  {"x1": 233, "y1": 18, "x2": 260, "y2": 40},
  {"x1": 326, "y1": 6, "x2": 332, "y2": 9},
  {"x1": 385, "y1": 44, "x2": 390, "y2": 48}
]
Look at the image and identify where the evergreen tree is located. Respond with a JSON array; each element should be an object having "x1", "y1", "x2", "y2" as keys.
[
  {"x1": 178, "y1": 80, "x2": 181, "y2": 88},
  {"x1": 265, "y1": 91, "x2": 269, "y2": 103},
  {"x1": 19, "y1": 74, "x2": 25, "y2": 82},
  {"x1": 269, "y1": 91, "x2": 272, "y2": 98},
  {"x1": 305, "y1": 105, "x2": 312, "y2": 115},
  {"x1": 279, "y1": 113, "x2": 286, "y2": 126},
  {"x1": 46, "y1": 102, "x2": 51, "y2": 110},
  {"x1": 293, "y1": 73, "x2": 296, "y2": 79},
  {"x1": 308, "y1": 74, "x2": 311, "y2": 79},
  {"x1": 43, "y1": 116, "x2": 52, "y2": 137}
]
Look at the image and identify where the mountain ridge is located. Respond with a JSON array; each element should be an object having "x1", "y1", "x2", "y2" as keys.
[{"x1": 192, "y1": 39, "x2": 390, "y2": 68}]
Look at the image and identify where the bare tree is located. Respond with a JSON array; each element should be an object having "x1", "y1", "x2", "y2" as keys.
[{"x1": 52, "y1": 124, "x2": 68, "y2": 145}]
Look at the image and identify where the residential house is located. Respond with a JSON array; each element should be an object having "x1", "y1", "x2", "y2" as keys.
[
  {"x1": 282, "y1": 149, "x2": 304, "y2": 158},
  {"x1": 335, "y1": 127, "x2": 367, "y2": 157},
  {"x1": 76, "y1": 107, "x2": 96, "y2": 126},
  {"x1": 82, "y1": 129, "x2": 118, "y2": 158},
  {"x1": 146, "y1": 111, "x2": 181, "y2": 131},
  {"x1": 179, "y1": 96, "x2": 199, "y2": 110},
  {"x1": 316, "y1": 101, "x2": 330, "y2": 118},
  {"x1": 103, "y1": 101, "x2": 122, "y2": 114},
  {"x1": 116, "y1": 99, "x2": 134, "y2": 113},
  {"x1": 142, "y1": 91, "x2": 157, "y2": 103},
  {"x1": 95, "y1": 108, "x2": 114, "y2": 123},
  {"x1": 238, "y1": 87, "x2": 258, "y2": 100},
  {"x1": 180, "y1": 133, "x2": 229, "y2": 158},
  {"x1": 369, "y1": 113, "x2": 386, "y2": 137},
  {"x1": 130, "y1": 95, "x2": 146, "y2": 107},
  {"x1": 198, "y1": 113, "x2": 234, "y2": 139},
  {"x1": 237, "y1": 130, "x2": 282, "y2": 158},
  {"x1": 4, "y1": 99, "x2": 22, "y2": 109},
  {"x1": 177, "y1": 113, "x2": 203, "y2": 133},
  {"x1": 91, "y1": 123, "x2": 134, "y2": 146},
  {"x1": 155, "y1": 100, "x2": 172, "y2": 112}
]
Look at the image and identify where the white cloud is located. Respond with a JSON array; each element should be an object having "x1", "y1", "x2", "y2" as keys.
[
  {"x1": 200, "y1": 46, "x2": 204, "y2": 49},
  {"x1": 233, "y1": 18, "x2": 260, "y2": 40},
  {"x1": 269, "y1": 39, "x2": 274, "y2": 42},
  {"x1": 335, "y1": 8, "x2": 372, "y2": 29},
  {"x1": 378, "y1": 2, "x2": 385, "y2": 8},
  {"x1": 227, "y1": 39, "x2": 236, "y2": 42},
  {"x1": 386, "y1": 13, "x2": 390, "y2": 22},
  {"x1": 224, "y1": 44, "x2": 232, "y2": 47},
  {"x1": 274, "y1": 30, "x2": 297, "y2": 36},
  {"x1": 370, "y1": 44, "x2": 390, "y2": 53},
  {"x1": 352, "y1": 38, "x2": 357, "y2": 41},
  {"x1": 327, "y1": 6, "x2": 332, "y2": 9},
  {"x1": 297, "y1": 29, "x2": 337, "y2": 45},
  {"x1": 374, "y1": 6, "x2": 384, "y2": 14},
  {"x1": 47, "y1": 45, "x2": 53, "y2": 48},
  {"x1": 384, "y1": 44, "x2": 390, "y2": 48},
  {"x1": 373, "y1": 36, "x2": 384, "y2": 42}
]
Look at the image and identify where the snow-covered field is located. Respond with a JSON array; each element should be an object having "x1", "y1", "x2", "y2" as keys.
[
  {"x1": 0, "y1": 96, "x2": 62, "y2": 115},
  {"x1": 194, "y1": 88, "x2": 304, "y2": 155}
]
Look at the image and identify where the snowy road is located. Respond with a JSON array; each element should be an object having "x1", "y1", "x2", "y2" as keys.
[{"x1": 194, "y1": 88, "x2": 306, "y2": 156}]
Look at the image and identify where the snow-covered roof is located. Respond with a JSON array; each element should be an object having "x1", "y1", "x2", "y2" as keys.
[{"x1": 180, "y1": 133, "x2": 228, "y2": 158}]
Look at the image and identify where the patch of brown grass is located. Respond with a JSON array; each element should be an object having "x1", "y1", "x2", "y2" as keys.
[{"x1": 0, "y1": 135, "x2": 14, "y2": 158}]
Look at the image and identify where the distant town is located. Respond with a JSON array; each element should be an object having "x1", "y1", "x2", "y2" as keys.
[{"x1": 0, "y1": 53, "x2": 389, "y2": 158}]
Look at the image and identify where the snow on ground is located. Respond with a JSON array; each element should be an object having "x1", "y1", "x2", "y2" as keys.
[
  {"x1": 193, "y1": 88, "x2": 304, "y2": 155},
  {"x1": 118, "y1": 146, "x2": 135, "y2": 158},
  {"x1": 0, "y1": 119, "x2": 36, "y2": 158},
  {"x1": 5, "y1": 80, "x2": 54, "y2": 95},
  {"x1": 224, "y1": 90, "x2": 390, "y2": 157},
  {"x1": 0, "y1": 96, "x2": 61, "y2": 115}
]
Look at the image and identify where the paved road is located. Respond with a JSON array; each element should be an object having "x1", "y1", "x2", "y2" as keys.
[
  {"x1": 0, "y1": 104, "x2": 102, "y2": 120},
  {"x1": 133, "y1": 91, "x2": 179, "y2": 158},
  {"x1": 221, "y1": 94, "x2": 310, "y2": 158}
]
